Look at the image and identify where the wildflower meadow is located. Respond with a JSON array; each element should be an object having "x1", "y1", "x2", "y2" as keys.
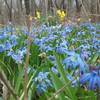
[{"x1": 0, "y1": 0, "x2": 100, "y2": 100}]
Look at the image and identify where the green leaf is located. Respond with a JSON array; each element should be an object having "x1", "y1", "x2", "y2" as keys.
[
  {"x1": 50, "y1": 71, "x2": 68, "y2": 100},
  {"x1": 15, "y1": 66, "x2": 23, "y2": 94},
  {"x1": 54, "y1": 52, "x2": 77, "y2": 100}
]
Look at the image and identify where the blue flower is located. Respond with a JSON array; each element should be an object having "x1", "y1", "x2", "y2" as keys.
[
  {"x1": 80, "y1": 70, "x2": 100, "y2": 90},
  {"x1": 56, "y1": 46, "x2": 67, "y2": 54},
  {"x1": 34, "y1": 72, "x2": 52, "y2": 94},
  {"x1": 0, "y1": 32, "x2": 7, "y2": 39},
  {"x1": 8, "y1": 50, "x2": 22, "y2": 63},
  {"x1": 4, "y1": 41, "x2": 12, "y2": 50},
  {"x1": 0, "y1": 44, "x2": 4, "y2": 52},
  {"x1": 43, "y1": 45, "x2": 53, "y2": 52},
  {"x1": 7, "y1": 47, "x2": 26, "y2": 64},
  {"x1": 67, "y1": 74, "x2": 78, "y2": 87},
  {"x1": 63, "y1": 52, "x2": 88, "y2": 72},
  {"x1": 80, "y1": 50, "x2": 91, "y2": 60},
  {"x1": 80, "y1": 22, "x2": 96, "y2": 31},
  {"x1": 64, "y1": 26, "x2": 72, "y2": 33},
  {"x1": 51, "y1": 66, "x2": 58, "y2": 75},
  {"x1": 48, "y1": 55, "x2": 55, "y2": 64},
  {"x1": 12, "y1": 54, "x2": 23, "y2": 63},
  {"x1": 9, "y1": 35, "x2": 18, "y2": 46},
  {"x1": 55, "y1": 40, "x2": 68, "y2": 54}
]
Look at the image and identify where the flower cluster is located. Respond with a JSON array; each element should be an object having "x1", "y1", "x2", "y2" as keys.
[
  {"x1": 57, "y1": 10, "x2": 66, "y2": 21},
  {"x1": 0, "y1": 31, "x2": 17, "y2": 53},
  {"x1": 34, "y1": 72, "x2": 52, "y2": 94},
  {"x1": 80, "y1": 70, "x2": 100, "y2": 90},
  {"x1": 0, "y1": 22, "x2": 100, "y2": 94}
]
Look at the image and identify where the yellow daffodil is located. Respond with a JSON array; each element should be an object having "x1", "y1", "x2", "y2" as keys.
[
  {"x1": 57, "y1": 10, "x2": 66, "y2": 21},
  {"x1": 61, "y1": 11, "x2": 65, "y2": 17},
  {"x1": 57, "y1": 10, "x2": 62, "y2": 15},
  {"x1": 36, "y1": 11, "x2": 40, "y2": 19}
]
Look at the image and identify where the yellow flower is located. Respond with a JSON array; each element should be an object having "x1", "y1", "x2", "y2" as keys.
[
  {"x1": 61, "y1": 11, "x2": 65, "y2": 17},
  {"x1": 36, "y1": 11, "x2": 40, "y2": 19},
  {"x1": 57, "y1": 10, "x2": 66, "y2": 21},
  {"x1": 57, "y1": 10, "x2": 62, "y2": 16}
]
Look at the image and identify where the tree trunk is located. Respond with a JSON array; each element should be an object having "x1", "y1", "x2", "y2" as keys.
[
  {"x1": 24, "y1": 0, "x2": 30, "y2": 15},
  {"x1": 75, "y1": 0, "x2": 82, "y2": 18}
]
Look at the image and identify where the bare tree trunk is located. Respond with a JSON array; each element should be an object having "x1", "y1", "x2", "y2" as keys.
[
  {"x1": 0, "y1": 0, "x2": 4, "y2": 25},
  {"x1": 24, "y1": 0, "x2": 30, "y2": 15},
  {"x1": 91, "y1": 0, "x2": 97, "y2": 22},
  {"x1": 4, "y1": 0, "x2": 13, "y2": 23},
  {"x1": 75, "y1": 0, "x2": 82, "y2": 18},
  {"x1": 97, "y1": 0, "x2": 100, "y2": 21}
]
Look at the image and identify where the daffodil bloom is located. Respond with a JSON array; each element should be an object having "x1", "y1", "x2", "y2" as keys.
[
  {"x1": 36, "y1": 11, "x2": 40, "y2": 19},
  {"x1": 61, "y1": 11, "x2": 65, "y2": 17},
  {"x1": 57, "y1": 10, "x2": 62, "y2": 15},
  {"x1": 57, "y1": 10, "x2": 66, "y2": 21}
]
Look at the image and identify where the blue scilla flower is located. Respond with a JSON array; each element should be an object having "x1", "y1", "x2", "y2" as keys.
[
  {"x1": 47, "y1": 34, "x2": 57, "y2": 42},
  {"x1": 4, "y1": 41, "x2": 12, "y2": 50},
  {"x1": 67, "y1": 74, "x2": 78, "y2": 87},
  {"x1": 92, "y1": 38, "x2": 100, "y2": 50},
  {"x1": 34, "y1": 38, "x2": 41, "y2": 46},
  {"x1": 80, "y1": 22, "x2": 96, "y2": 31},
  {"x1": 12, "y1": 54, "x2": 23, "y2": 64},
  {"x1": 56, "y1": 46, "x2": 67, "y2": 54},
  {"x1": 34, "y1": 37, "x2": 46, "y2": 48},
  {"x1": 64, "y1": 26, "x2": 72, "y2": 33},
  {"x1": 48, "y1": 55, "x2": 56, "y2": 64},
  {"x1": 34, "y1": 72, "x2": 52, "y2": 94},
  {"x1": 35, "y1": 72, "x2": 49, "y2": 82},
  {"x1": 63, "y1": 52, "x2": 88, "y2": 72},
  {"x1": 77, "y1": 31, "x2": 85, "y2": 36},
  {"x1": 80, "y1": 70, "x2": 100, "y2": 90},
  {"x1": 8, "y1": 50, "x2": 22, "y2": 63},
  {"x1": 18, "y1": 47, "x2": 26, "y2": 57},
  {"x1": 51, "y1": 66, "x2": 58, "y2": 75},
  {"x1": 0, "y1": 32, "x2": 7, "y2": 39},
  {"x1": 9, "y1": 34, "x2": 17, "y2": 40},
  {"x1": 0, "y1": 44, "x2": 5, "y2": 52},
  {"x1": 55, "y1": 39, "x2": 68, "y2": 54},
  {"x1": 43, "y1": 45, "x2": 53, "y2": 52},
  {"x1": 7, "y1": 47, "x2": 26, "y2": 64},
  {"x1": 22, "y1": 30, "x2": 30, "y2": 35},
  {"x1": 48, "y1": 55, "x2": 55, "y2": 61},
  {"x1": 9, "y1": 35, "x2": 18, "y2": 46},
  {"x1": 8, "y1": 51, "x2": 23, "y2": 64},
  {"x1": 60, "y1": 39, "x2": 68, "y2": 47},
  {"x1": 11, "y1": 39, "x2": 17, "y2": 46},
  {"x1": 80, "y1": 50, "x2": 91, "y2": 60},
  {"x1": 61, "y1": 31, "x2": 67, "y2": 37}
]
